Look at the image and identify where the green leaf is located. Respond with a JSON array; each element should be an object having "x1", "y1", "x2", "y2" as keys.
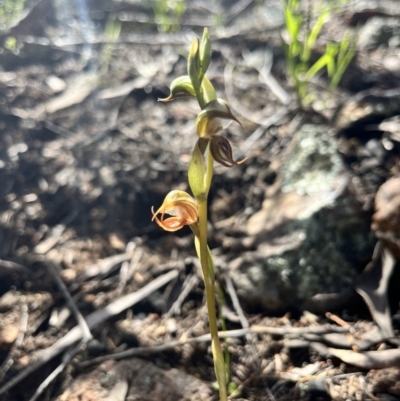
[
  {"x1": 284, "y1": 9, "x2": 302, "y2": 42},
  {"x1": 228, "y1": 382, "x2": 240, "y2": 396},
  {"x1": 330, "y1": 40, "x2": 355, "y2": 91},
  {"x1": 325, "y1": 43, "x2": 338, "y2": 78},
  {"x1": 303, "y1": 9, "x2": 330, "y2": 62},
  {"x1": 304, "y1": 53, "x2": 329, "y2": 81},
  {"x1": 337, "y1": 33, "x2": 351, "y2": 65}
]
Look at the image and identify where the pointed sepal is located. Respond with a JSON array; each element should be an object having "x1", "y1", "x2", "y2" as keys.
[
  {"x1": 209, "y1": 135, "x2": 246, "y2": 167},
  {"x1": 158, "y1": 75, "x2": 196, "y2": 102},
  {"x1": 196, "y1": 99, "x2": 241, "y2": 138}
]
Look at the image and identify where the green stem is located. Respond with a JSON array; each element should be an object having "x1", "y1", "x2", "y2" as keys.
[{"x1": 198, "y1": 199, "x2": 227, "y2": 401}]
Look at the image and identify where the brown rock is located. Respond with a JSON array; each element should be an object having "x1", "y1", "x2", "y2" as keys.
[
  {"x1": 372, "y1": 177, "x2": 400, "y2": 259},
  {"x1": 0, "y1": 325, "x2": 19, "y2": 349}
]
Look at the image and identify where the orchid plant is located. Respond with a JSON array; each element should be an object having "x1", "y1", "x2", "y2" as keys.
[{"x1": 152, "y1": 28, "x2": 243, "y2": 401}]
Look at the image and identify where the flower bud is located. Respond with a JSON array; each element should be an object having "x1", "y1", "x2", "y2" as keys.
[
  {"x1": 209, "y1": 135, "x2": 246, "y2": 168},
  {"x1": 188, "y1": 37, "x2": 201, "y2": 91},
  {"x1": 196, "y1": 99, "x2": 240, "y2": 138},
  {"x1": 158, "y1": 76, "x2": 195, "y2": 102},
  {"x1": 199, "y1": 28, "x2": 211, "y2": 81},
  {"x1": 152, "y1": 190, "x2": 198, "y2": 232}
]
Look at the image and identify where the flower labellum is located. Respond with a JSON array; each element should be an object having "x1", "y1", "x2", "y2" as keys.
[
  {"x1": 196, "y1": 99, "x2": 241, "y2": 138},
  {"x1": 209, "y1": 135, "x2": 246, "y2": 167},
  {"x1": 152, "y1": 190, "x2": 198, "y2": 232}
]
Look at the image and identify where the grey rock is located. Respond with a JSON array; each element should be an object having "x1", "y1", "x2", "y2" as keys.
[
  {"x1": 358, "y1": 17, "x2": 400, "y2": 50},
  {"x1": 231, "y1": 125, "x2": 374, "y2": 312}
]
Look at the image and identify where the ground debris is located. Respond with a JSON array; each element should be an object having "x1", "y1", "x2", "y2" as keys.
[
  {"x1": 56, "y1": 358, "x2": 212, "y2": 401},
  {"x1": 0, "y1": 0, "x2": 399, "y2": 400}
]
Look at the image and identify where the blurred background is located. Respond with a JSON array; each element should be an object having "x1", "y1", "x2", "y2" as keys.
[{"x1": 0, "y1": 0, "x2": 400, "y2": 400}]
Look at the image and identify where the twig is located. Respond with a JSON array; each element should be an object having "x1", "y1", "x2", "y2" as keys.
[
  {"x1": 0, "y1": 304, "x2": 28, "y2": 382},
  {"x1": 116, "y1": 261, "x2": 130, "y2": 296},
  {"x1": 224, "y1": 59, "x2": 293, "y2": 123},
  {"x1": 164, "y1": 273, "x2": 199, "y2": 319},
  {"x1": 224, "y1": 275, "x2": 260, "y2": 366},
  {"x1": 376, "y1": 230, "x2": 400, "y2": 248},
  {"x1": 78, "y1": 252, "x2": 134, "y2": 281},
  {"x1": 224, "y1": 276, "x2": 249, "y2": 331},
  {"x1": 47, "y1": 263, "x2": 92, "y2": 341},
  {"x1": 236, "y1": 106, "x2": 294, "y2": 159},
  {"x1": 28, "y1": 341, "x2": 86, "y2": 401},
  {"x1": 0, "y1": 259, "x2": 29, "y2": 273},
  {"x1": 325, "y1": 312, "x2": 351, "y2": 328},
  {"x1": 251, "y1": 324, "x2": 350, "y2": 336},
  {"x1": 223, "y1": 61, "x2": 296, "y2": 158},
  {"x1": 356, "y1": 241, "x2": 395, "y2": 339},
  {"x1": 34, "y1": 224, "x2": 65, "y2": 255},
  {"x1": 116, "y1": 248, "x2": 143, "y2": 296},
  {"x1": 79, "y1": 328, "x2": 250, "y2": 368},
  {"x1": 44, "y1": 32, "x2": 194, "y2": 47},
  {"x1": 79, "y1": 324, "x2": 350, "y2": 368},
  {"x1": 0, "y1": 269, "x2": 179, "y2": 396},
  {"x1": 43, "y1": 121, "x2": 76, "y2": 139},
  {"x1": 241, "y1": 47, "x2": 291, "y2": 105},
  {"x1": 28, "y1": 311, "x2": 50, "y2": 336}
]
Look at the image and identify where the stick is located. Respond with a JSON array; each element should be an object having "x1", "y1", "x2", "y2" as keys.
[
  {"x1": 164, "y1": 273, "x2": 199, "y2": 319},
  {"x1": 79, "y1": 324, "x2": 350, "y2": 368},
  {"x1": 224, "y1": 275, "x2": 259, "y2": 366},
  {"x1": 0, "y1": 269, "x2": 178, "y2": 396},
  {"x1": 325, "y1": 312, "x2": 351, "y2": 328},
  {"x1": 78, "y1": 252, "x2": 133, "y2": 280},
  {"x1": 28, "y1": 341, "x2": 86, "y2": 401},
  {"x1": 47, "y1": 262, "x2": 92, "y2": 341},
  {"x1": 224, "y1": 275, "x2": 249, "y2": 331},
  {"x1": 0, "y1": 303, "x2": 28, "y2": 382}
]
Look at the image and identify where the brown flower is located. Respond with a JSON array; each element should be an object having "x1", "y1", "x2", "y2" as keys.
[
  {"x1": 196, "y1": 99, "x2": 240, "y2": 138},
  {"x1": 209, "y1": 135, "x2": 246, "y2": 167},
  {"x1": 152, "y1": 190, "x2": 198, "y2": 232}
]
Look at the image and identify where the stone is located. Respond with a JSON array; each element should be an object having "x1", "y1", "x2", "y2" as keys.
[
  {"x1": 358, "y1": 17, "x2": 400, "y2": 50},
  {"x1": 231, "y1": 124, "x2": 374, "y2": 312},
  {"x1": 372, "y1": 177, "x2": 400, "y2": 259},
  {"x1": 0, "y1": 324, "x2": 19, "y2": 349},
  {"x1": 56, "y1": 358, "x2": 212, "y2": 401}
]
